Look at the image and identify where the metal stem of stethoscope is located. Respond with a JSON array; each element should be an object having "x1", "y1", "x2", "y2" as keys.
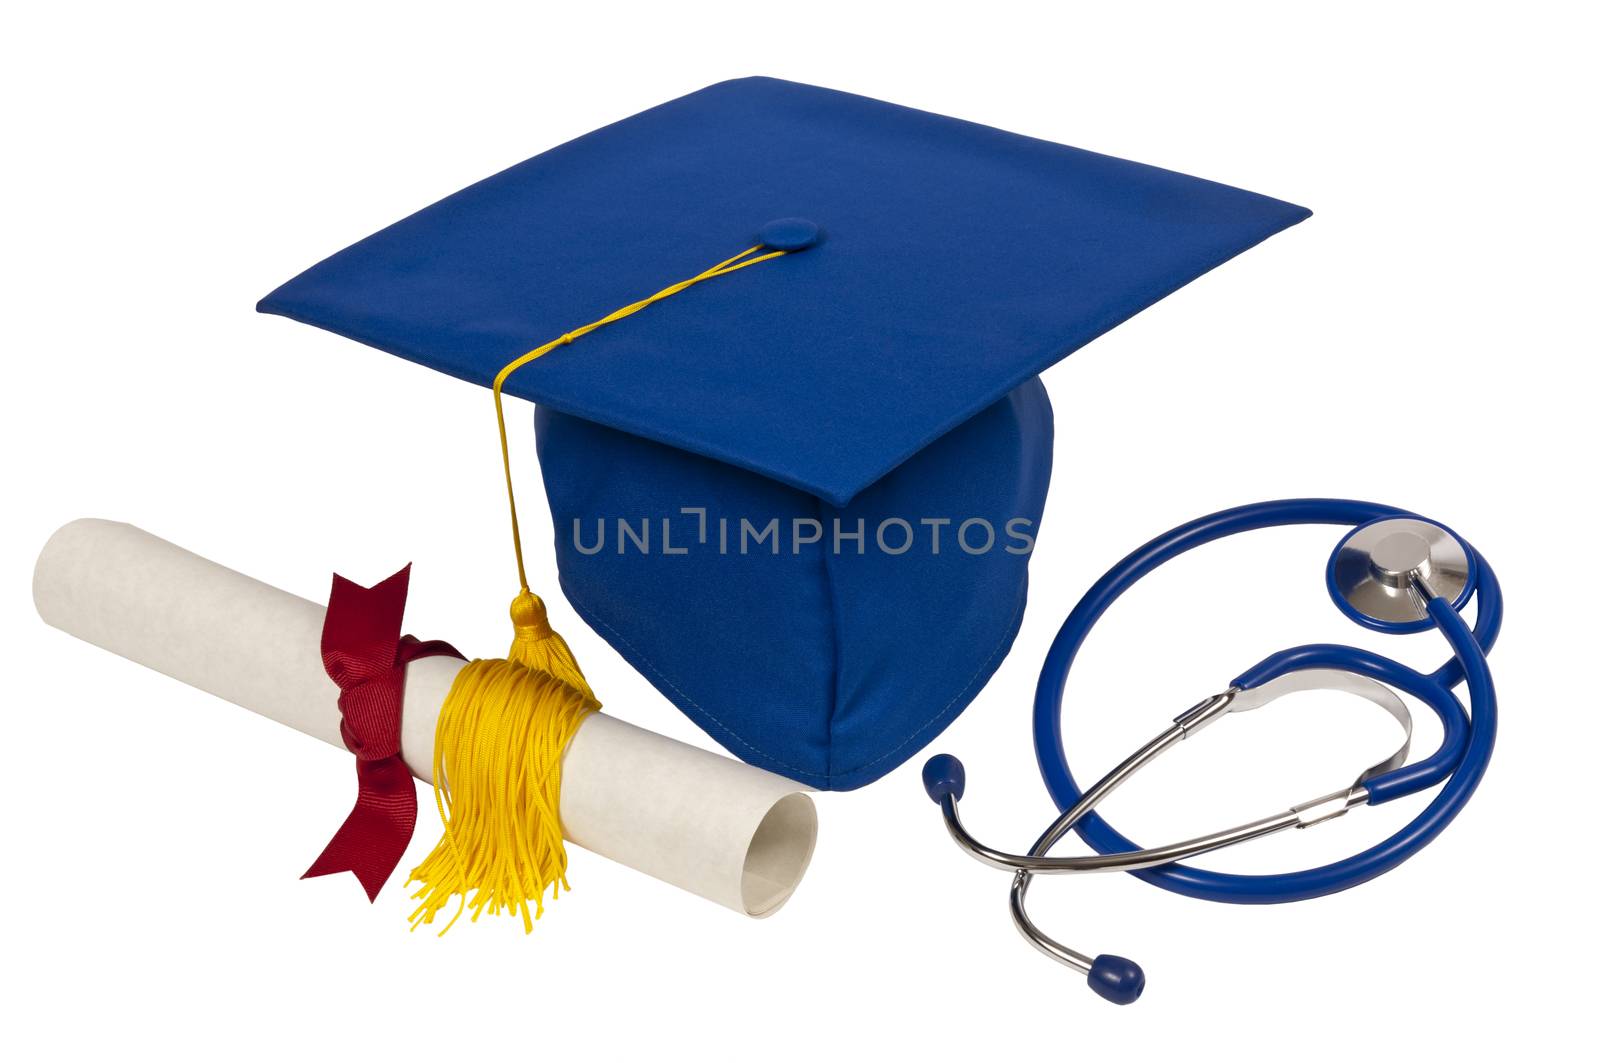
[
  {"x1": 925, "y1": 681, "x2": 1383, "y2": 996},
  {"x1": 921, "y1": 501, "x2": 1500, "y2": 1007}
]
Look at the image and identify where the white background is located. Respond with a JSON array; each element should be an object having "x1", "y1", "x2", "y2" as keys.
[{"x1": 3, "y1": 2, "x2": 1595, "y2": 1058}]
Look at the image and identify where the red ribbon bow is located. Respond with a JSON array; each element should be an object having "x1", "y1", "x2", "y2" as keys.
[{"x1": 303, "y1": 565, "x2": 461, "y2": 901}]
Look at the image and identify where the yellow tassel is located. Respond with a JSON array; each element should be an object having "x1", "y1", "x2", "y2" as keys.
[
  {"x1": 410, "y1": 244, "x2": 786, "y2": 935},
  {"x1": 404, "y1": 595, "x2": 600, "y2": 935}
]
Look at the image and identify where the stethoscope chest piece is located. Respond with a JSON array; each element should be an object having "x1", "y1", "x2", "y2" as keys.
[{"x1": 1328, "y1": 517, "x2": 1475, "y2": 631}]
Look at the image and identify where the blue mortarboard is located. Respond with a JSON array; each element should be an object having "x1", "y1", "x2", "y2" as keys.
[{"x1": 260, "y1": 76, "x2": 1309, "y2": 789}]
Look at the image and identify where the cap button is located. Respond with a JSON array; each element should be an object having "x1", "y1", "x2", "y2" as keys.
[{"x1": 758, "y1": 217, "x2": 822, "y2": 252}]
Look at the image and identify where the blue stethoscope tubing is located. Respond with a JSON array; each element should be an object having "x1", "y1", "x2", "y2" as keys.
[{"x1": 1034, "y1": 498, "x2": 1501, "y2": 904}]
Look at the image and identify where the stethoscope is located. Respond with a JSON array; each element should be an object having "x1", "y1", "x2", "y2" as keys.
[{"x1": 922, "y1": 499, "x2": 1500, "y2": 1005}]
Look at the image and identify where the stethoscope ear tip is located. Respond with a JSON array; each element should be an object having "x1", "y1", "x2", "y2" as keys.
[
  {"x1": 1088, "y1": 954, "x2": 1145, "y2": 1005},
  {"x1": 922, "y1": 754, "x2": 966, "y2": 802}
]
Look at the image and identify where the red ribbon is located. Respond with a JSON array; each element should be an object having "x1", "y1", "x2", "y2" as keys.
[{"x1": 303, "y1": 565, "x2": 462, "y2": 901}]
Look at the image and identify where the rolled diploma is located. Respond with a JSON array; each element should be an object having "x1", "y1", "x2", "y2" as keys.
[{"x1": 33, "y1": 519, "x2": 816, "y2": 917}]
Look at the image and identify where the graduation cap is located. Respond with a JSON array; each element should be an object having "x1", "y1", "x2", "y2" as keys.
[{"x1": 259, "y1": 76, "x2": 1309, "y2": 790}]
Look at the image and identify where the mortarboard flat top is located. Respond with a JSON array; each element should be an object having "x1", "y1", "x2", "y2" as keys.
[{"x1": 259, "y1": 76, "x2": 1308, "y2": 508}]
